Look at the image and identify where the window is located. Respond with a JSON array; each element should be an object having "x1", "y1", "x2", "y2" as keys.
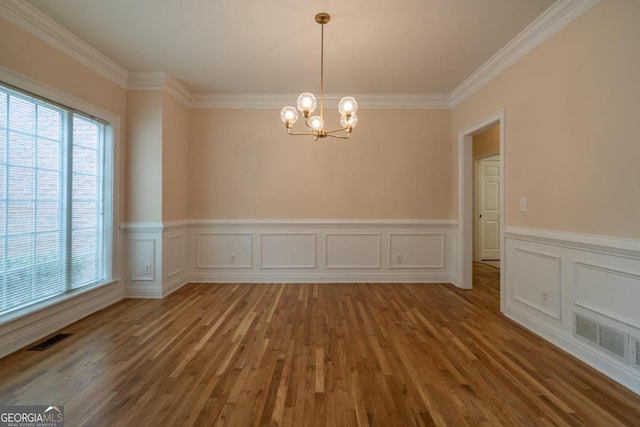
[{"x1": 0, "y1": 82, "x2": 112, "y2": 316}]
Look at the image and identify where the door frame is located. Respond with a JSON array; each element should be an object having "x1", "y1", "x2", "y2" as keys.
[
  {"x1": 456, "y1": 109, "x2": 506, "y2": 313},
  {"x1": 474, "y1": 152, "x2": 500, "y2": 262}
]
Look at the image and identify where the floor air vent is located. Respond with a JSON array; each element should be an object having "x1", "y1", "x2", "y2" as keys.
[
  {"x1": 574, "y1": 313, "x2": 627, "y2": 363},
  {"x1": 28, "y1": 333, "x2": 73, "y2": 351}
]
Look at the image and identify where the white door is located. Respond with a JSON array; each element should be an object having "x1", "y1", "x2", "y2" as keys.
[{"x1": 478, "y1": 155, "x2": 500, "y2": 260}]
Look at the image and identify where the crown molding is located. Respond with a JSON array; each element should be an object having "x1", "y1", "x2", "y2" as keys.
[
  {"x1": 0, "y1": 0, "x2": 128, "y2": 88},
  {"x1": 127, "y1": 71, "x2": 192, "y2": 106},
  {"x1": 450, "y1": 0, "x2": 599, "y2": 107},
  {"x1": 190, "y1": 93, "x2": 295, "y2": 109},
  {"x1": 349, "y1": 94, "x2": 451, "y2": 110},
  {"x1": 163, "y1": 74, "x2": 192, "y2": 106},
  {"x1": 2, "y1": 0, "x2": 599, "y2": 110},
  {"x1": 190, "y1": 93, "x2": 451, "y2": 109},
  {"x1": 127, "y1": 71, "x2": 165, "y2": 91}
]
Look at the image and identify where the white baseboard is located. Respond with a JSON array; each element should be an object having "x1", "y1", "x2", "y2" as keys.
[
  {"x1": 163, "y1": 271, "x2": 190, "y2": 296},
  {"x1": 124, "y1": 287, "x2": 163, "y2": 299},
  {"x1": 0, "y1": 281, "x2": 123, "y2": 359},
  {"x1": 189, "y1": 271, "x2": 451, "y2": 284},
  {"x1": 505, "y1": 304, "x2": 640, "y2": 394}
]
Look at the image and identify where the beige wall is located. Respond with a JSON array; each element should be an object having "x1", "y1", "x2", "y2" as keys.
[
  {"x1": 0, "y1": 18, "x2": 125, "y2": 116},
  {"x1": 7, "y1": 0, "x2": 638, "y2": 237},
  {"x1": 162, "y1": 93, "x2": 190, "y2": 222},
  {"x1": 127, "y1": 91, "x2": 190, "y2": 223},
  {"x1": 473, "y1": 124, "x2": 500, "y2": 158},
  {"x1": 452, "y1": 0, "x2": 640, "y2": 239},
  {"x1": 126, "y1": 91, "x2": 163, "y2": 223},
  {"x1": 0, "y1": 17, "x2": 128, "y2": 221},
  {"x1": 189, "y1": 108, "x2": 452, "y2": 219}
]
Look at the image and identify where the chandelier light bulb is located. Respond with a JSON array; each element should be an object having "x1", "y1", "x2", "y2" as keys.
[
  {"x1": 280, "y1": 106, "x2": 299, "y2": 125},
  {"x1": 338, "y1": 96, "x2": 358, "y2": 115},
  {"x1": 297, "y1": 93, "x2": 317, "y2": 114},
  {"x1": 340, "y1": 113, "x2": 358, "y2": 129},
  {"x1": 308, "y1": 115, "x2": 324, "y2": 131}
]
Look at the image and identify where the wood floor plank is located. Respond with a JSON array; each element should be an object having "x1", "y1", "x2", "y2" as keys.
[{"x1": 1, "y1": 264, "x2": 639, "y2": 426}]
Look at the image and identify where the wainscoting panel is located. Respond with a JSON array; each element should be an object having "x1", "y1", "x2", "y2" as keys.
[
  {"x1": 260, "y1": 233, "x2": 316, "y2": 269},
  {"x1": 130, "y1": 238, "x2": 156, "y2": 281},
  {"x1": 163, "y1": 229, "x2": 188, "y2": 295},
  {"x1": 574, "y1": 261, "x2": 640, "y2": 329},
  {"x1": 389, "y1": 233, "x2": 445, "y2": 269},
  {"x1": 325, "y1": 233, "x2": 381, "y2": 269},
  {"x1": 165, "y1": 232, "x2": 186, "y2": 279},
  {"x1": 125, "y1": 222, "x2": 189, "y2": 298},
  {"x1": 125, "y1": 220, "x2": 455, "y2": 285},
  {"x1": 125, "y1": 225, "x2": 164, "y2": 298},
  {"x1": 504, "y1": 226, "x2": 640, "y2": 394},
  {"x1": 195, "y1": 232, "x2": 253, "y2": 269},
  {"x1": 511, "y1": 247, "x2": 562, "y2": 320},
  {"x1": 450, "y1": 229, "x2": 459, "y2": 285},
  {"x1": 187, "y1": 220, "x2": 455, "y2": 283}
]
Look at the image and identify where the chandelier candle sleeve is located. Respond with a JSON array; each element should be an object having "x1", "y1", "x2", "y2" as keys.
[{"x1": 280, "y1": 12, "x2": 359, "y2": 141}]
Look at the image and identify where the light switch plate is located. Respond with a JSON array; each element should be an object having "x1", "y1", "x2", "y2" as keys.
[{"x1": 520, "y1": 197, "x2": 527, "y2": 211}]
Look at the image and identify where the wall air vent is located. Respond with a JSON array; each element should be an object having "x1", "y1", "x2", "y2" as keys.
[
  {"x1": 574, "y1": 313, "x2": 628, "y2": 364},
  {"x1": 631, "y1": 337, "x2": 640, "y2": 372},
  {"x1": 598, "y1": 324, "x2": 626, "y2": 361},
  {"x1": 575, "y1": 314, "x2": 598, "y2": 344}
]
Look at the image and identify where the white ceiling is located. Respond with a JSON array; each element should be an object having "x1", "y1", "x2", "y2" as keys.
[{"x1": 23, "y1": 0, "x2": 556, "y2": 95}]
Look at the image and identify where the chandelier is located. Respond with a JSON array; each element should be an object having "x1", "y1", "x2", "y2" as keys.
[{"x1": 280, "y1": 13, "x2": 358, "y2": 141}]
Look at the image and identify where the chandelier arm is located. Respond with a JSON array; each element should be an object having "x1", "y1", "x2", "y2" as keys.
[
  {"x1": 303, "y1": 117, "x2": 316, "y2": 132},
  {"x1": 287, "y1": 129, "x2": 317, "y2": 137},
  {"x1": 324, "y1": 126, "x2": 351, "y2": 134},
  {"x1": 325, "y1": 133, "x2": 351, "y2": 140}
]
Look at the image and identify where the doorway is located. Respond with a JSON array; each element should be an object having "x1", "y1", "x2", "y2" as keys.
[
  {"x1": 456, "y1": 110, "x2": 505, "y2": 313},
  {"x1": 473, "y1": 124, "x2": 501, "y2": 269}
]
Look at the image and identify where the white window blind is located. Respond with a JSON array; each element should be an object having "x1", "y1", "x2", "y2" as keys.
[{"x1": 0, "y1": 82, "x2": 109, "y2": 316}]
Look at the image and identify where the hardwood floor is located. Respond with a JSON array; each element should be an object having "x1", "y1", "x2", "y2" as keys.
[{"x1": 1, "y1": 263, "x2": 639, "y2": 426}]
